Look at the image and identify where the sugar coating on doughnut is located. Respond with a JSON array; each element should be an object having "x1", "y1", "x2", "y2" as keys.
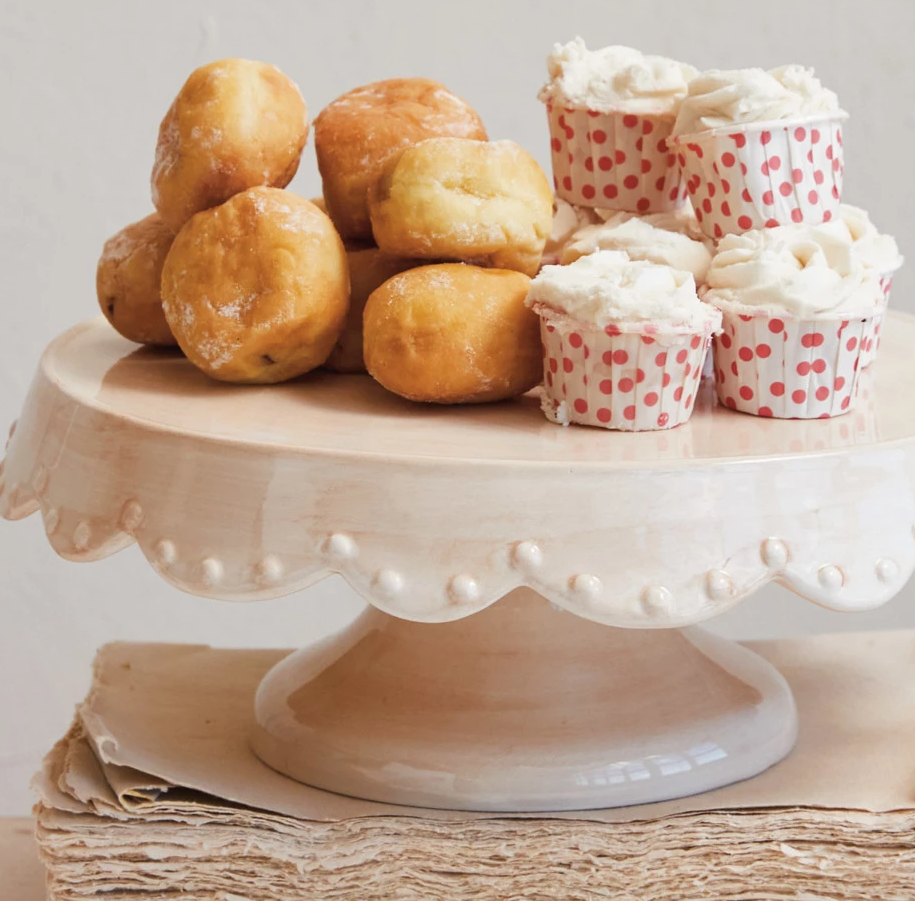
[
  {"x1": 97, "y1": 213, "x2": 177, "y2": 346},
  {"x1": 368, "y1": 138, "x2": 553, "y2": 277},
  {"x1": 363, "y1": 263, "x2": 541, "y2": 404},
  {"x1": 314, "y1": 78, "x2": 487, "y2": 241},
  {"x1": 161, "y1": 187, "x2": 349, "y2": 384},
  {"x1": 324, "y1": 245, "x2": 422, "y2": 373},
  {"x1": 152, "y1": 58, "x2": 308, "y2": 230}
]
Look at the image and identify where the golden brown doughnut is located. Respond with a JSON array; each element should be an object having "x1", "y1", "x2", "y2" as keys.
[
  {"x1": 96, "y1": 213, "x2": 177, "y2": 346},
  {"x1": 161, "y1": 187, "x2": 349, "y2": 383},
  {"x1": 325, "y1": 245, "x2": 421, "y2": 373},
  {"x1": 363, "y1": 263, "x2": 540, "y2": 404},
  {"x1": 314, "y1": 78, "x2": 487, "y2": 241},
  {"x1": 152, "y1": 59, "x2": 308, "y2": 230},
  {"x1": 368, "y1": 138, "x2": 553, "y2": 277}
]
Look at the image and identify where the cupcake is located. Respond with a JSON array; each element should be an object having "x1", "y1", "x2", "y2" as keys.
[
  {"x1": 527, "y1": 250, "x2": 722, "y2": 431},
  {"x1": 704, "y1": 226, "x2": 883, "y2": 418},
  {"x1": 559, "y1": 206, "x2": 714, "y2": 284},
  {"x1": 539, "y1": 39, "x2": 697, "y2": 213},
  {"x1": 541, "y1": 198, "x2": 605, "y2": 266},
  {"x1": 668, "y1": 65, "x2": 847, "y2": 238}
]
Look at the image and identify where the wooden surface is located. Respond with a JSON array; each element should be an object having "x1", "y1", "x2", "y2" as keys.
[{"x1": 0, "y1": 818, "x2": 44, "y2": 900}]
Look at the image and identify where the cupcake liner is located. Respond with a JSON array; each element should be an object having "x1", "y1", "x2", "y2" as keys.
[
  {"x1": 535, "y1": 305, "x2": 714, "y2": 431},
  {"x1": 545, "y1": 102, "x2": 687, "y2": 213},
  {"x1": 860, "y1": 274, "x2": 895, "y2": 367},
  {"x1": 669, "y1": 113, "x2": 847, "y2": 239},
  {"x1": 711, "y1": 302, "x2": 872, "y2": 419}
]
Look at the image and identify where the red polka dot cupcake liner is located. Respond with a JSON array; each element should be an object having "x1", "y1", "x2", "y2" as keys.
[
  {"x1": 860, "y1": 273, "x2": 897, "y2": 368},
  {"x1": 668, "y1": 113, "x2": 847, "y2": 240},
  {"x1": 711, "y1": 301, "x2": 872, "y2": 419},
  {"x1": 534, "y1": 304, "x2": 715, "y2": 431},
  {"x1": 545, "y1": 102, "x2": 687, "y2": 213}
]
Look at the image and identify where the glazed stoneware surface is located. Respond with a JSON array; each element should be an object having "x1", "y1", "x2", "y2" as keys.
[{"x1": 1, "y1": 315, "x2": 914, "y2": 626}]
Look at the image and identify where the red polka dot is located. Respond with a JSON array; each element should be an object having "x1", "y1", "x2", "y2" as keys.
[
  {"x1": 640, "y1": 159, "x2": 652, "y2": 174},
  {"x1": 551, "y1": 138, "x2": 561, "y2": 152},
  {"x1": 636, "y1": 368, "x2": 646, "y2": 383},
  {"x1": 637, "y1": 197, "x2": 650, "y2": 212},
  {"x1": 765, "y1": 218, "x2": 780, "y2": 228},
  {"x1": 583, "y1": 346, "x2": 590, "y2": 359},
  {"x1": 584, "y1": 157, "x2": 594, "y2": 172},
  {"x1": 831, "y1": 186, "x2": 840, "y2": 200},
  {"x1": 705, "y1": 182, "x2": 716, "y2": 198},
  {"x1": 779, "y1": 181, "x2": 793, "y2": 197},
  {"x1": 791, "y1": 208, "x2": 803, "y2": 223},
  {"x1": 721, "y1": 201, "x2": 732, "y2": 216},
  {"x1": 582, "y1": 184, "x2": 595, "y2": 200},
  {"x1": 676, "y1": 349, "x2": 689, "y2": 364},
  {"x1": 592, "y1": 129, "x2": 607, "y2": 144},
  {"x1": 596, "y1": 407, "x2": 611, "y2": 423},
  {"x1": 562, "y1": 176, "x2": 572, "y2": 191},
  {"x1": 669, "y1": 186, "x2": 680, "y2": 201},
  {"x1": 655, "y1": 352, "x2": 668, "y2": 366},
  {"x1": 815, "y1": 386, "x2": 830, "y2": 401},
  {"x1": 731, "y1": 133, "x2": 747, "y2": 148},
  {"x1": 598, "y1": 156, "x2": 613, "y2": 171},
  {"x1": 619, "y1": 377, "x2": 635, "y2": 393},
  {"x1": 714, "y1": 223, "x2": 723, "y2": 238},
  {"x1": 813, "y1": 170, "x2": 824, "y2": 185},
  {"x1": 769, "y1": 319, "x2": 785, "y2": 334},
  {"x1": 790, "y1": 167, "x2": 803, "y2": 184},
  {"x1": 796, "y1": 361, "x2": 811, "y2": 376},
  {"x1": 695, "y1": 208, "x2": 703, "y2": 222},
  {"x1": 792, "y1": 389, "x2": 807, "y2": 404},
  {"x1": 801, "y1": 333, "x2": 825, "y2": 348},
  {"x1": 657, "y1": 413, "x2": 669, "y2": 427},
  {"x1": 758, "y1": 406, "x2": 773, "y2": 417},
  {"x1": 549, "y1": 358, "x2": 558, "y2": 373},
  {"x1": 615, "y1": 150, "x2": 627, "y2": 164},
  {"x1": 721, "y1": 151, "x2": 736, "y2": 167},
  {"x1": 690, "y1": 335, "x2": 702, "y2": 350},
  {"x1": 612, "y1": 349, "x2": 628, "y2": 364},
  {"x1": 546, "y1": 371, "x2": 553, "y2": 386},
  {"x1": 655, "y1": 176, "x2": 666, "y2": 191},
  {"x1": 808, "y1": 190, "x2": 819, "y2": 204},
  {"x1": 760, "y1": 130, "x2": 771, "y2": 145},
  {"x1": 644, "y1": 391, "x2": 659, "y2": 407},
  {"x1": 673, "y1": 386, "x2": 684, "y2": 402},
  {"x1": 846, "y1": 337, "x2": 858, "y2": 351},
  {"x1": 563, "y1": 357, "x2": 574, "y2": 373},
  {"x1": 770, "y1": 155, "x2": 782, "y2": 171},
  {"x1": 603, "y1": 184, "x2": 618, "y2": 199},
  {"x1": 731, "y1": 361, "x2": 739, "y2": 376},
  {"x1": 599, "y1": 379, "x2": 612, "y2": 395},
  {"x1": 574, "y1": 399, "x2": 588, "y2": 414},
  {"x1": 835, "y1": 377, "x2": 846, "y2": 391},
  {"x1": 702, "y1": 198, "x2": 712, "y2": 213},
  {"x1": 725, "y1": 396, "x2": 737, "y2": 409},
  {"x1": 720, "y1": 332, "x2": 732, "y2": 349},
  {"x1": 841, "y1": 396, "x2": 851, "y2": 410},
  {"x1": 623, "y1": 174, "x2": 639, "y2": 190},
  {"x1": 624, "y1": 405, "x2": 636, "y2": 421},
  {"x1": 641, "y1": 335, "x2": 655, "y2": 345},
  {"x1": 794, "y1": 126, "x2": 807, "y2": 141},
  {"x1": 807, "y1": 150, "x2": 815, "y2": 163},
  {"x1": 771, "y1": 382, "x2": 785, "y2": 396},
  {"x1": 811, "y1": 129, "x2": 821, "y2": 144},
  {"x1": 677, "y1": 152, "x2": 687, "y2": 168},
  {"x1": 662, "y1": 373, "x2": 672, "y2": 387},
  {"x1": 737, "y1": 215, "x2": 753, "y2": 230},
  {"x1": 684, "y1": 363, "x2": 692, "y2": 377},
  {"x1": 738, "y1": 346, "x2": 754, "y2": 362},
  {"x1": 622, "y1": 114, "x2": 638, "y2": 128},
  {"x1": 759, "y1": 191, "x2": 775, "y2": 208},
  {"x1": 756, "y1": 343, "x2": 772, "y2": 358},
  {"x1": 739, "y1": 386, "x2": 754, "y2": 401},
  {"x1": 569, "y1": 333, "x2": 583, "y2": 348},
  {"x1": 760, "y1": 161, "x2": 770, "y2": 177},
  {"x1": 825, "y1": 144, "x2": 834, "y2": 160},
  {"x1": 642, "y1": 120, "x2": 654, "y2": 135}
]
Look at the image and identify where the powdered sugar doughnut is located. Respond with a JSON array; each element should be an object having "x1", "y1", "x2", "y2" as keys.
[
  {"x1": 96, "y1": 213, "x2": 177, "y2": 346},
  {"x1": 161, "y1": 188, "x2": 348, "y2": 383},
  {"x1": 152, "y1": 58, "x2": 308, "y2": 230}
]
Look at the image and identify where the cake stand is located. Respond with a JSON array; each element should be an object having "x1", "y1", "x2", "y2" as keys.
[{"x1": 4, "y1": 316, "x2": 915, "y2": 812}]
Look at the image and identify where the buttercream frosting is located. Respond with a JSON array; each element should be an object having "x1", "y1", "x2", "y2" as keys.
[
  {"x1": 673, "y1": 65, "x2": 842, "y2": 136},
  {"x1": 703, "y1": 226, "x2": 883, "y2": 316},
  {"x1": 527, "y1": 250, "x2": 721, "y2": 330},
  {"x1": 539, "y1": 38, "x2": 698, "y2": 114}
]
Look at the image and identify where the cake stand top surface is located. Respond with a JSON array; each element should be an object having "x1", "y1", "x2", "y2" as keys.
[
  {"x1": 27, "y1": 316, "x2": 915, "y2": 466},
  {"x1": 2, "y1": 314, "x2": 915, "y2": 626}
]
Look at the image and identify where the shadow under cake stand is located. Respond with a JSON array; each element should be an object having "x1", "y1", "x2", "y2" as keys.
[{"x1": 3, "y1": 316, "x2": 915, "y2": 812}]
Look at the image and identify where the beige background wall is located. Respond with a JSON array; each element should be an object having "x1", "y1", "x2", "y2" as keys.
[{"x1": 1, "y1": 0, "x2": 912, "y2": 814}]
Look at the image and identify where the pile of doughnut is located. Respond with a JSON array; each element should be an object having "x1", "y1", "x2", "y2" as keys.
[{"x1": 97, "y1": 59, "x2": 552, "y2": 403}]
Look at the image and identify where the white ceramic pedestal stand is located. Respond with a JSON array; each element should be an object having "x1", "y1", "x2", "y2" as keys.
[{"x1": 4, "y1": 316, "x2": 915, "y2": 812}]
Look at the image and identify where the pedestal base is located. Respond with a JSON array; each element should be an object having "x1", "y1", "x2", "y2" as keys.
[{"x1": 251, "y1": 589, "x2": 797, "y2": 811}]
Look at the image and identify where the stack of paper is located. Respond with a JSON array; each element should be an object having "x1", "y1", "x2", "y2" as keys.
[{"x1": 33, "y1": 634, "x2": 915, "y2": 899}]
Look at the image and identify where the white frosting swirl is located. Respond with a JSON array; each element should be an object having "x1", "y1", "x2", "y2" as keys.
[
  {"x1": 560, "y1": 209, "x2": 713, "y2": 282},
  {"x1": 527, "y1": 250, "x2": 721, "y2": 330},
  {"x1": 539, "y1": 38, "x2": 698, "y2": 114},
  {"x1": 834, "y1": 205, "x2": 903, "y2": 274},
  {"x1": 673, "y1": 65, "x2": 842, "y2": 136},
  {"x1": 542, "y1": 199, "x2": 605, "y2": 265},
  {"x1": 703, "y1": 226, "x2": 883, "y2": 317}
]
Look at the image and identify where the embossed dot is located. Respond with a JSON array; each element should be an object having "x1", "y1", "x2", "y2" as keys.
[
  {"x1": 448, "y1": 574, "x2": 481, "y2": 605},
  {"x1": 324, "y1": 532, "x2": 358, "y2": 562},
  {"x1": 32, "y1": 465, "x2": 49, "y2": 496},
  {"x1": 373, "y1": 569, "x2": 404, "y2": 599},
  {"x1": 43, "y1": 507, "x2": 60, "y2": 536},
  {"x1": 875, "y1": 558, "x2": 899, "y2": 584},
  {"x1": 512, "y1": 540, "x2": 543, "y2": 571},
  {"x1": 706, "y1": 569, "x2": 734, "y2": 600},
  {"x1": 570, "y1": 573, "x2": 602, "y2": 599},
  {"x1": 817, "y1": 565, "x2": 844, "y2": 592},
  {"x1": 641, "y1": 585, "x2": 674, "y2": 616},
  {"x1": 119, "y1": 499, "x2": 144, "y2": 534},
  {"x1": 155, "y1": 539, "x2": 177, "y2": 567},
  {"x1": 201, "y1": 558, "x2": 224, "y2": 587},
  {"x1": 73, "y1": 521, "x2": 92, "y2": 552},
  {"x1": 761, "y1": 538, "x2": 789, "y2": 569},
  {"x1": 257, "y1": 555, "x2": 285, "y2": 586}
]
